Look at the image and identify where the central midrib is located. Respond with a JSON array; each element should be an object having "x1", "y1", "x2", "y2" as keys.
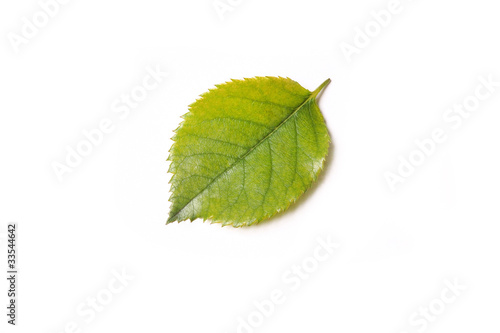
[{"x1": 168, "y1": 79, "x2": 330, "y2": 222}]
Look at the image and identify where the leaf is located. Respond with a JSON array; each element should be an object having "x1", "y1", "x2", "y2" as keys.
[{"x1": 167, "y1": 76, "x2": 331, "y2": 227}]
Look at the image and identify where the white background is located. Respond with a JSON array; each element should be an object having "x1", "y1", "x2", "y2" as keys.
[{"x1": 1, "y1": 0, "x2": 500, "y2": 332}]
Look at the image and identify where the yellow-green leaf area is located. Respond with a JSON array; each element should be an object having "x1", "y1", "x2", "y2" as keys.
[{"x1": 167, "y1": 76, "x2": 331, "y2": 227}]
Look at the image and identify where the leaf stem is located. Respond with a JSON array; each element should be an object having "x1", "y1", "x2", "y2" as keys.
[{"x1": 311, "y1": 78, "x2": 331, "y2": 98}]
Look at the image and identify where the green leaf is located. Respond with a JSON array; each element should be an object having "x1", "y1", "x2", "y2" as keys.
[{"x1": 167, "y1": 77, "x2": 331, "y2": 227}]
